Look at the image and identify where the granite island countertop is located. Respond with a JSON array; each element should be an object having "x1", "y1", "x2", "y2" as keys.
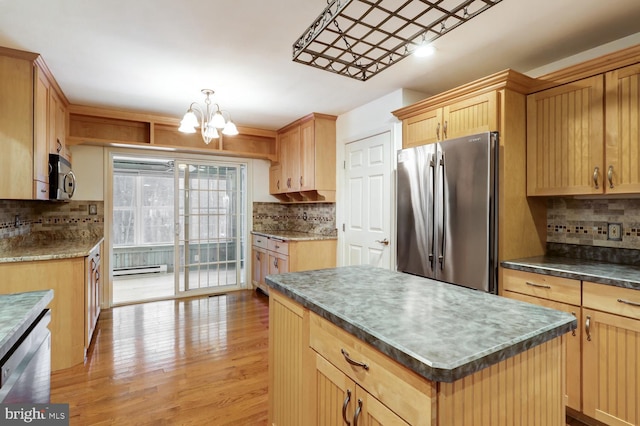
[
  {"x1": 251, "y1": 230, "x2": 337, "y2": 241},
  {"x1": 0, "y1": 236, "x2": 104, "y2": 263},
  {"x1": 265, "y1": 265, "x2": 576, "y2": 383},
  {"x1": 0, "y1": 290, "x2": 53, "y2": 360},
  {"x1": 501, "y1": 256, "x2": 640, "y2": 291}
]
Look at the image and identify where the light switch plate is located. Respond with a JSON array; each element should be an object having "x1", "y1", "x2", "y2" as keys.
[{"x1": 607, "y1": 222, "x2": 622, "y2": 241}]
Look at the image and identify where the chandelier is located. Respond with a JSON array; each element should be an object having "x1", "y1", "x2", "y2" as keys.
[
  {"x1": 178, "y1": 89, "x2": 238, "y2": 144},
  {"x1": 292, "y1": 0, "x2": 503, "y2": 81}
]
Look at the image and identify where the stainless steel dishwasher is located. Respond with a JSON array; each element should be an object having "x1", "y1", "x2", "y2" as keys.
[{"x1": 0, "y1": 309, "x2": 51, "y2": 403}]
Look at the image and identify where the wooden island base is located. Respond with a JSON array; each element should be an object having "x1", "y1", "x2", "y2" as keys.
[{"x1": 269, "y1": 290, "x2": 566, "y2": 426}]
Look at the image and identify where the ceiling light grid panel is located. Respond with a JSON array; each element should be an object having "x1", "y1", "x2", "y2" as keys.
[{"x1": 293, "y1": 0, "x2": 503, "y2": 81}]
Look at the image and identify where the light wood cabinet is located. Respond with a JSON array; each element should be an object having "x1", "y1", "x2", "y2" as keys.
[
  {"x1": 251, "y1": 235, "x2": 337, "y2": 293},
  {"x1": 0, "y1": 258, "x2": 85, "y2": 371},
  {"x1": 402, "y1": 91, "x2": 498, "y2": 148},
  {"x1": 582, "y1": 282, "x2": 640, "y2": 426},
  {"x1": 502, "y1": 268, "x2": 640, "y2": 425},
  {"x1": 604, "y1": 63, "x2": 640, "y2": 194},
  {"x1": 314, "y1": 353, "x2": 409, "y2": 426},
  {"x1": 502, "y1": 268, "x2": 582, "y2": 411},
  {"x1": 527, "y1": 75, "x2": 604, "y2": 196},
  {"x1": 49, "y1": 88, "x2": 69, "y2": 160},
  {"x1": 270, "y1": 113, "x2": 337, "y2": 202},
  {"x1": 0, "y1": 46, "x2": 68, "y2": 200},
  {"x1": 268, "y1": 290, "x2": 308, "y2": 426},
  {"x1": 528, "y1": 62, "x2": 640, "y2": 196},
  {"x1": 85, "y1": 242, "x2": 102, "y2": 350}
]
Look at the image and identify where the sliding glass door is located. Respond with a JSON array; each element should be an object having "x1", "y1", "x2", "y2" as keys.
[
  {"x1": 111, "y1": 154, "x2": 246, "y2": 304},
  {"x1": 176, "y1": 161, "x2": 246, "y2": 295}
]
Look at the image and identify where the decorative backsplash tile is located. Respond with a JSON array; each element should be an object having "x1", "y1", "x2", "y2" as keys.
[
  {"x1": 0, "y1": 200, "x2": 104, "y2": 249},
  {"x1": 253, "y1": 202, "x2": 337, "y2": 236},
  {"x1": 547, "y1": 198, "x2": 640, "y2": 250}
]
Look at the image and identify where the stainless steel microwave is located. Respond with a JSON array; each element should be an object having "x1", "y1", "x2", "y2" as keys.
[{"x1": 49, "y1": 154, "x2": 76, "y2": 200}]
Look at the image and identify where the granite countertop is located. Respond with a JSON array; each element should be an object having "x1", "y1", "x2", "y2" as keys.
[
  {"x1": 251, "y1": 230, "x2": 337, "y2": 241},
  {"x1": 501, "y1": 256, "x2": 640, "y2": 291},
  {"x1": 265, "y1": 265, "x2": 576, "y2": 383},
  {"x1": 0, "y1": 290, "x2": 53, "y2": 360},
  {"x1": 0, "y1": 236, "x2": 104, "y2": 263}
]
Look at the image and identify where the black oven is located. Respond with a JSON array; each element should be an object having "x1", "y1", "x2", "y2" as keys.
[{"x1": 49, "y1": 154, "x2": 76, "y2": 200}]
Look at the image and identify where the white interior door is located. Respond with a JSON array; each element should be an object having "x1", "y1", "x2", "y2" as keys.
[{"x1": 344, "y1": 132, "x2": 393, "y2": 269}]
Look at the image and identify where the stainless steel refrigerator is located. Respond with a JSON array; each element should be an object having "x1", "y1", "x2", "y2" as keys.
[{"x1": 396, "y1": 131, "x2": 498, "y2": 293}]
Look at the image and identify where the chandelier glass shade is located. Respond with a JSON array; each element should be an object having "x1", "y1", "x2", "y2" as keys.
[{"x1": 178, "y1": 89, "x2": 238, "y2": 145}]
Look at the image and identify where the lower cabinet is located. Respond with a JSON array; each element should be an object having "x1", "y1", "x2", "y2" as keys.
[
  {"x1": 251, "y1": 234, "x2": 337, "y2": 293},
  {"x1": 502, "y1": 268, "x2": 640, "y2": 426},
  {"x1": 0, "y1": 257, "x2": 85, "y2": 371},
  {"x1": 314, "y1": 353, "x2": 409, "y2": 426},
  {"x1": 582, "y1": 281, "x2": 640, "y2": 426},
  {"x1": 85, "y1": 242, "x2": 102, "y2": 351}
]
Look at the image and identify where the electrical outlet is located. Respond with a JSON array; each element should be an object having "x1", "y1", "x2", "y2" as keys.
[{"x1": 607, "y1": 223, "x2": 622, "y2": 241}]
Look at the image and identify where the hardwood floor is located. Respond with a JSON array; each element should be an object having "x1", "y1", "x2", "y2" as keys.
[{"x1": 50, "y1": 290, "x2": 270, "y2": 425}]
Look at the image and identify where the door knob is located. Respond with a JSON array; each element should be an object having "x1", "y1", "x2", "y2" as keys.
[{"x1": 376, "y1": 238, "x2": 389, "y2": 246}]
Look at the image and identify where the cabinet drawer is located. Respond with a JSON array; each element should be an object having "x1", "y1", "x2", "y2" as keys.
[
  {"x1": 252, "y1": 234, "x2": 268, "y2": 249},
  {"x1": 583, "y1": 281, "x2": 640, "y2": 320},
  {"x1": 267, "y1": 239, "x2": 289, "y2": 256},
  {"x1": 309, "y1": 312, "x2": 435, "y2": 426},
  {"x1": 502, "y1": 268, "x2": 581, "y2": 305}
]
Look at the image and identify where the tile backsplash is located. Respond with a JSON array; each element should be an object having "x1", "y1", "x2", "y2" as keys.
[
  {"x1": 253, "y1": 202, "x2": 337, "y2": 236},
  {"x1": 0, "y1": 200, "x2": 104, "y2": 248},
  {"x1": 547, "y1": 198, "x2": 640, "y2": 250}
]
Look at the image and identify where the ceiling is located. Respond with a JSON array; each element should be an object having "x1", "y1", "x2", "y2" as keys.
[{"x1": 1, "y1": 0, "x2": 640, "y2": 131}]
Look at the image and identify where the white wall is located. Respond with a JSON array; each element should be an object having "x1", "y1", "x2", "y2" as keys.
[
  {"x1": 335, "y1": 88, "x2": 427, "y2": 267},
  {"x1": 252, "y1": 159, "x2": 279, "y2": 202},
  {"x1": 69, "y1": 145, "x2": 105, "y2": 201}
]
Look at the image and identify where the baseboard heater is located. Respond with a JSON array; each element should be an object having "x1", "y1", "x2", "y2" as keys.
[{"x1": 113, "y1": 264, "x2": 168, "y2": 276}]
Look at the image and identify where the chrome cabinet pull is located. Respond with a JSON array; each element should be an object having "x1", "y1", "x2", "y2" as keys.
[
  {"x1": 608, "y1": 165, "x2": 614, "y2": 188},
  {"x1": 340, "y1": 348, "x2": 369, "y2": 370},
  {"x1": 342, "y1": 389, "x2": 351, "y2": 426},
  {"x1": 436, "y1": 122, "x2": 441, "y2": 140},
  {"x1": 353, "y1": 399, "x2": 363, "y2": 426},
  {"x1": 525, "y1": 281, "x2": 551, "y2": 289},
  {"x1": 618, "y1": 298, "x2": 640, "y2": 308},
  {"x1": 585, "y1": 315, "x2": 592, "y2": 342},
  {"x1": 571, "y1": 312, "x2": 576, "y2": 336},
  {"x1": 593, "y1": 167, "x2": 599, "y2": 189}
]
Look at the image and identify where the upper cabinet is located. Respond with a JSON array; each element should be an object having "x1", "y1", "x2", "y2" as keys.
[
  {"x1": 527, "y1": 54, "x2": 640, "y2": 196},
  {"x1": 401, "y1": 91, "x2": 498, "y2": 148},
  {"x1": 270, "y1": 113, "x2": 337, "y2": 202},
  {"x1": 0, "y1": 46, "x2": 69, "y2": 200}
]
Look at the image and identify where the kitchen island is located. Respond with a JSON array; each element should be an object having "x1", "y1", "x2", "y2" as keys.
[{"x1": 266, "y1": 265, "x2": 577, "y2": 426}]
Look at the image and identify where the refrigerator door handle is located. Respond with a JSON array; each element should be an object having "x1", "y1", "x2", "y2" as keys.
[
  {"x1": 428, "y1": 154, "x2": 436, "y2": 266},
  {"x1": 439, "y1": 153, "x2": 446, "y2": 269}
]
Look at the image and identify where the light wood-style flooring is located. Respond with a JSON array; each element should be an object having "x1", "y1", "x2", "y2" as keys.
[{"x1": 50, "y1": 290, "x2": 269, "y2": 425}]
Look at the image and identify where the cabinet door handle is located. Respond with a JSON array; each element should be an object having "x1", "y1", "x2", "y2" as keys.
[
  {"x1": 300, "y1": 176, "x2": 303, "y2": 186},
  {"x1": 342, "y1": 389, "x2": 352, "y2": 426},
  {"x1": 525, "y1": 281, "x2": 551, "y2": 289},
  {"x1": 256, "y1": 253, "x2": 260, "y2": 261},
  {"x1": 585, "y1": 315, "x2": 592, "y2": 342},
  {"x1": 593, "y1": 166, "x2": 599, "y2": 189},
  {"x1": 56, "y1": 139, "x2": 62, "y2": 153},
  {"x1": 436, "y1": 122, "x2": 440, "y2": 140},
  {"x1": 274, "y1": 258, "x2": 278, "y2": 268},
  {"x1": 618, "y1": 298, "x2": 640, "y2": 308},
  {"x1": 570, "y1": 312, "x2": 576, "y2": 336},
  {"x1": 275, "y1": 244, "x2": 280, "y2": 249},
  {"x1": 443, "y1": 120, "x2": 448, "y2": 139},
  {"x1": 276, "y1": 180, "x2": 280, "y2": 190},
  {"x1": 607, "y1": 165, "x2": 614, "y2": 189},
  {"x1": 353, "y1": 399, "x2": 363, "y2": 426},
  {"x1": 341, "y1": 348, "x2": 369, "y2": 370}
]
